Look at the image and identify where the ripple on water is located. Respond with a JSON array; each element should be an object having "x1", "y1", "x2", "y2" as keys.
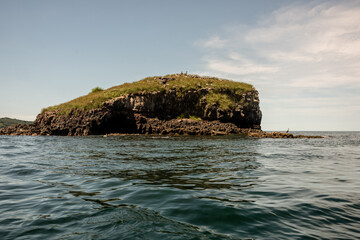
[
  {"x1": 4, "y1": 205, "x2": 234, "y2": 240},
  {"x1": 0, "y1": 134, "x2": 359, "y2": 239}
]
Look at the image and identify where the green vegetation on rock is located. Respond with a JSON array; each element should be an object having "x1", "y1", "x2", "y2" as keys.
[
  {"x1": 177, "y1": 113, "x2": 202, "y2": 121},
  {"x1": 42, "y1": 73, "x2": 254, "y2": 115},
  {"x1": 0, "y1": 117, "x2": 32, "y2": 128},
  {"x1": 91, "y1": 87, "x2": 104, "y2": 93},
  {"x1": 206, "y1": 93, "x2": 235, "y2": 110}
]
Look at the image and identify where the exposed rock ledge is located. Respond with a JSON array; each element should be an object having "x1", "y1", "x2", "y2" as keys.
[{"x1": 0, "y1": 118, "x2": 323, "y2": 138}]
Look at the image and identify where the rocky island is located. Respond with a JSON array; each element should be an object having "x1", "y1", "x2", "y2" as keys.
[{"x1": 0, "y1": 73, "x2": 321, "y2": 138}]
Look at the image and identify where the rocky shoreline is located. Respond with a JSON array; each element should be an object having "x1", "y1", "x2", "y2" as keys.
[{"x1": 0, "y1": 115, "x2": 322, "y2": 138}]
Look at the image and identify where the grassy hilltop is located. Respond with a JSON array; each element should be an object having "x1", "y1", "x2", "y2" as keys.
[{"x1": 42, "y1": 74, "x2": 254, "y2": 115}]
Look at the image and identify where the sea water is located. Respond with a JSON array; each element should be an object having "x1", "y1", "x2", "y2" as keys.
[{"x1": 0, "y1": 132, "x2": 359, "y2": 239}]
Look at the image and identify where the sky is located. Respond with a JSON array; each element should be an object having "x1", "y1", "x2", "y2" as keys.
[{"x1": 1, "y1": 0, "x2": 359, "y2": 131}]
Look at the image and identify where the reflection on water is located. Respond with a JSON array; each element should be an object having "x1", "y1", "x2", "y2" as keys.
[
  {"x1": 82, "y1": 163, "x2": 259, "y2": 190},
  {"x1": 0, "y1": 133, "x2": 360, "y2": 240}
]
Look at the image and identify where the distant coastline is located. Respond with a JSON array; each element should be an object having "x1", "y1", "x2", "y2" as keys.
[{"x1": 0, "y1": 117, "x2": 32, "y2": 129}]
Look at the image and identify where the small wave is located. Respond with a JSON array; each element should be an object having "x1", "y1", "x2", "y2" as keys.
[
  {"x1": 0, "y1": 145, "x2": 19, "y2": 150},
  {"x1": 5, "y1": 168, "x2": 41, "y2": 176},
  {"x1": 4, "y1": 204, "x2": 233, "y2": 240}
]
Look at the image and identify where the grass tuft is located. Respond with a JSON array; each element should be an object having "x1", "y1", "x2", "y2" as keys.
[{"x1": 91, "y1": 87, "x2": 104, "y2": 93}]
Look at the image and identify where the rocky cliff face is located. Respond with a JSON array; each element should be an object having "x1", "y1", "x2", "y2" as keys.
[
  {"x1": 0, "y1": 74, "x2": 263, "y2": 136},
  {"x1": 31, "y1": 88, "x2": 261, "y2": 136},
  {"x1": 106, "y1": 88, "x2": 261, "y2": 126}
]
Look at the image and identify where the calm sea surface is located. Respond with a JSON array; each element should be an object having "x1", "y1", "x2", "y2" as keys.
[{"x1": 0, "y1": 132, "x2": 359, "y2": 240}]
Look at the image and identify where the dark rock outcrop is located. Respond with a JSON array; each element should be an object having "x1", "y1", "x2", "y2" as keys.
[
  {"x1": 1, "y1": 87, "x2": 263, "y2": 136},
  {"x1": 30, "y1": 88, "x2": 261, "y2": 136}
]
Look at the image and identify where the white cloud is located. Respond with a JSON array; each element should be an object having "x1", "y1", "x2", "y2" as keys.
[
  {"x1": 205, "y1": 54, "x2": 278, "y2": 75},
  {"x1": 196, "y1": 0, "x2": 360, "y2": 130},
  {"x1": 201, "y1": 36, "x2": 228, "y2": 48}
]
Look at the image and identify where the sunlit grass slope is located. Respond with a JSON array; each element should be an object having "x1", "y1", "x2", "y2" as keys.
[{"x1": 42, "y1": 74, "x2": 254, "y2": 115}]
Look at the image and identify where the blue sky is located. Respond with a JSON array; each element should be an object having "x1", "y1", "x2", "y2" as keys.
[{"x1": 1, "y1": 0, "x2": 359, "y2": 131}]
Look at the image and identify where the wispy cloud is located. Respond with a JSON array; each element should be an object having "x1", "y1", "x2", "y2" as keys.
[
  {"x1": 196, "y1": 0, "x2": 360, "y2": 130},
  {"x1": 205, "y1": 54, "x2": 278, "y2": 76},
  {"x1": 201, "y1": 36, "x2": 228, "y2": 48}
]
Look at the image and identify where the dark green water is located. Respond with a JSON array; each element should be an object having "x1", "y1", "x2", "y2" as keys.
[{"x1": 0, "y1": 132, "x2": 359, "y2": 239}]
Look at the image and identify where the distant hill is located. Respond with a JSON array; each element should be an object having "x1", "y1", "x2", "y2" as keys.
[{"x1": 0, "y1": 117, "x2": 32, "y2": 128}]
